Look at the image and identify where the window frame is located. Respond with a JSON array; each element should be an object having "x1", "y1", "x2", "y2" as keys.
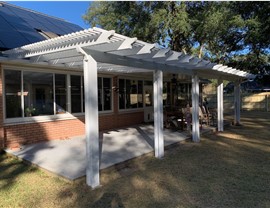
[
  {"x1": 118, "y1": 77, "x2": 145, "y2": 112},
  {"x1": 2, "y1": 66, "x2": 113, "y2": 124}
]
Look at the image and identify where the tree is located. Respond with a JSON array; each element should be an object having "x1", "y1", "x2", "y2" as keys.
[
  {"x1": 83, "y1": 1, "x2": 270, "y2": 74},
  {"x1": 228, "y1": 2, "x2": 270, "y2": 74},
  {"x1": 187, "y1": 1, "x2": 246, "y2": 60},
  {"x1": 83, "y1": 2, "x2": 192, "y2": 53}
]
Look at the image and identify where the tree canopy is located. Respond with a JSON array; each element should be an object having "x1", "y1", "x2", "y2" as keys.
[{"x1": 83, "y1": 1, "x2": 270, "y2": 74}]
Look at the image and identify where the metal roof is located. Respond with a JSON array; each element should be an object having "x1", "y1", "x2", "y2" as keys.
[
  {"x1": 0, "y1": 2, "x2": 82, "y2": 50},
  {"x1": 3, "y1": 27, "x2": 255, "y2": 81}
]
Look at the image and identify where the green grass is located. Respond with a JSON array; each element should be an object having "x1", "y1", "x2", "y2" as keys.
[{"x1": 0, "y1": 111, "x2": 270, "y2": 208}]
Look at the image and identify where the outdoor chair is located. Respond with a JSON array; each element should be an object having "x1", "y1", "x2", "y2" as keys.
[
  {"x1": 200, "y1": 105, "x2": 210, "y2": 125},
  {"x1": 208, "y1": 108, "x2": 217, "y2": 126},
  {"x1": 164, "y1": 109, "x2": 184, "y2": 130}
]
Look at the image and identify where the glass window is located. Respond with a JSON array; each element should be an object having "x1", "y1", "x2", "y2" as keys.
[
  {"x1": 103, "y1": 78, "x2": 111, "y2": 111},
  {"x1": 71, "y1": 75, "x2": 82, "y2": 113},
  {"x1": 138, "y1": 81, "x2": 143, "y2": 108},
  {"x1": 119, "y1": 79, "x2": 125, "y2": 109},
  {"x1": 98, "y1": 77, "x2": 102, "y2": 111},
  {"x1": 98, "y1": 77, "x2": 112, "y2": 111},
  {"x1": 4, "y1": 69, "x2": 112, "y2": 119},
  {"x1": 125, "y1": 79, "x2": 131, "y2": 109},
  {"x1": 5, "y1": 70, "x2": 22, "y2": 118},
  {"x1": 55, "y1": 74, "x2": 67, "y2": 114},
  {"x1": 24, "y1": 71, "x2": 53, "y2": 117},
  {"x1": 144, "y1": 81, "x2": 153, "y2": 107},
  {"x1": 119, "y1": 78, "x2": 143, "y2": 110}
]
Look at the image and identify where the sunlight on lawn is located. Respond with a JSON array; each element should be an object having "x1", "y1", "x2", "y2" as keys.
[{"x1": 0, "y1": 111, "x2": 269, "y2": 208}]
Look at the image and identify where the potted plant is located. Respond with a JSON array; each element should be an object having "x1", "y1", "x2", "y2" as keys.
[{"x1": 25, "y1": 106, "x2": 36, "y2": 117}]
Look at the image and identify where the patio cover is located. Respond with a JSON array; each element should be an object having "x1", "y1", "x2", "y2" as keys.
[
  {"x1": 2, "y1": 27, "x2": 254, "y2": 188},
  {"x1": 3, "y1": 27, "x2": 254, "y2": 79}
]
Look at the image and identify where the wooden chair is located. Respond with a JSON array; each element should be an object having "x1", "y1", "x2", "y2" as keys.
[{"x1": 208, "y1": 108, "x2": 217, "y2": 126}]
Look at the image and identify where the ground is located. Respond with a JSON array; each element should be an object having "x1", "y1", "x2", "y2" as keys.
[{"x1": 0, "y1": 111, "x2": 269, "y2": 208}]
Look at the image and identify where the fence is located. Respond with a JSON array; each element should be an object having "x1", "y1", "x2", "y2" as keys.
[{"x1": 206, "y1": 93, "x2": 270, "y2": 113}]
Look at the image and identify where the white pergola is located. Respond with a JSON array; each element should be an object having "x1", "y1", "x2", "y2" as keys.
[{"x1": 3, "y1": 27, "x2": 254, "y2": 188}]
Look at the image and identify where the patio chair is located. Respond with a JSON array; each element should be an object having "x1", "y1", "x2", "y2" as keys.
[
  {"x1": 200, "y1": 105, "x2": 210, "y2": 126},
  {"x1": 164, "y1": 109, "x2": 184, "y2": 130},
  {"x1": 208, "y1": 108, "x2": 217, "y2": 126}
]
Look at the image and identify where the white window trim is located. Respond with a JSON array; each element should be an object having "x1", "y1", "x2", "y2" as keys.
[
  {"x1": 2, "y1": 66, "x2": 114, "y2": 124},
  {"x1": 118, "y1": 78, "x2": 145, "y2": 112},
  {"x1": 98, "y1": 77, "x2": 113, "y2": 112}
]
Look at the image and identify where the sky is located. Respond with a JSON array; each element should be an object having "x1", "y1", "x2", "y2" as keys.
[{"x1": 6, "y1": 1, "x2": 91, "y2": 29}]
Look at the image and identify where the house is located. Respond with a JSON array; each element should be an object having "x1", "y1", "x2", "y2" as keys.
[{"x1": 0, "y1": 2, "x2": 254, "y2": 188}]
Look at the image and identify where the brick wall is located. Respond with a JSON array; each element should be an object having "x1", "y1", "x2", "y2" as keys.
[
  {"x1": 4, "y1": 111, "x2": 144, "y2": 148},
  {"x1": 2, "y1": 75, "x2": 145, "y2": 148},
  {"x1": 4, "y1": 118, "x2": 85, "y2": 148},
  {"x1": 0, "y1": 65, "x2": 4, "y2": 150}
]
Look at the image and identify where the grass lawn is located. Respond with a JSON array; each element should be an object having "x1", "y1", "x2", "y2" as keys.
[{"x1": 0, "y1": 111, "x2": 269, "y2": 208}]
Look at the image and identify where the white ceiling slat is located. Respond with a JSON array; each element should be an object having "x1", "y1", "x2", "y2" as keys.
[
  {"x1": 2, "y1": 27, "x2": 253, "y2": 80},
  {"x1": 95, "y1": 30, "x2": 115, "y2": 44},
  {"x1": 83, "y1": 41, "x2": 124, "y2": 52},
  {"x1": 152, "y1": 48, "x2": 171, "y2": 58},
  {"x1": 136, "y1": 43, "x2": 156, "y2": 55},
  {"x1": 178, "y1": 55, "x2": 192, "y2": 63},
  {"x1": 127, "y1": 50, "x2": 160, "y2": 60},
  {"x1": 223, "y1": 67, "x2": 233, "y2": 73},
  {"x1": 49, "y1": 56, "x2": 83, "y2": 65},
  {"x1": 166, "y1": 51, "x2": 183, "y2": 61},
  {"x1": 228, "y1": 68, "x2": 238, "y2": 75},
  {"x1": 189, "y1": 57, "x2": 201, "y2": 65},
  {"x1": 106, "y1": 46, "x2": 143, "y2": 56},
  {"x1": 29, "y1": 55, "x2": 46, "y2": 63},
  {"x1": 212, "y1": 64, "x2": 223, "y2": 70},
  {"x1": 215, "y1": 65, "x2": 228, "y2": 71},
  {"x1": 198, "y1": 60, "x2": 212, "y2": 67},
  {"x1": 117, "y1": 37, "x2": 137, "y2": 50},
  {"x1": 83, "y1": 48, "x2": 193, "y2": 75}
]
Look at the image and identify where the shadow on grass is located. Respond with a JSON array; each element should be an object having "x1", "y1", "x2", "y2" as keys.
[
  {"x1": 53, "y1": 112, "x2": 270, "y2": 207},
  {"x1": 0, "y1": 153, "x2": 38, "y2": 190},
  {"x1": 0, "y1": 111, "x2": 269, "y2": 207}
]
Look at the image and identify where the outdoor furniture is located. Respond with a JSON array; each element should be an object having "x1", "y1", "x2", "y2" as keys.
[
  {"x1": 199, "y1": 106, "x2": 210, "y2": 126},
  {"x1": 208, "y1": 108, "x2": 217, "y2": 126},
  {"x1": 164, "y1": 108, "x2": 184, "y2": 130}
]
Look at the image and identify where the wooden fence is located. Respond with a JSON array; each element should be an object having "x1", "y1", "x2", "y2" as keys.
[{"x1": 206, "y1": 93, "x2": 270, "y2": 113}]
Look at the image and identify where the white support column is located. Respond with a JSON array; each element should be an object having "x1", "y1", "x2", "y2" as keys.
[
  {"x1": 153, "y1": 69, "x2": 164, "y2": 158},
  {"x1": 217, "y1": 79, "x2": 224, "y2": 131},
  {"x1": 191, "y1": 74, "x2": 200, "y2": 142},
  {"x1": 234, "y1": 80, "x2": 241, "y2": 125},
  {"x1": 67, "y1": 74, "x2": 71, "y2": 113},
  {"x1": 83, "y1": 54, "x2": 100, "y2": 188}
]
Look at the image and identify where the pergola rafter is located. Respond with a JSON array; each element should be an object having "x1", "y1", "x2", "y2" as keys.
[{"x1": 3, "y1": 27, "x2": 254, "y2": 79}]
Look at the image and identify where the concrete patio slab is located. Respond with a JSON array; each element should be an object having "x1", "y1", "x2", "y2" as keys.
[{"x1": 5, "y1": 125, "x2": 188, "y2": 180}]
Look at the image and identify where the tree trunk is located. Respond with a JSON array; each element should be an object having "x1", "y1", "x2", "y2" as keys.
[{"x1": 199, "y1": 44, "x2": 203, "y2": 59}]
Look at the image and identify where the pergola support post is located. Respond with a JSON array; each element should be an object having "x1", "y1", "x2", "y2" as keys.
[
  {"x1": 234, "y1": 80, "x2": 241, "y2": 125},
  {"x1": 217, "y1": 79, "x2": 224, "y2": 131},
  {"x1": 83, "y1": 53, "x2": 100, "y2": 188},
  {"x1": 192, "y1": 74, "x2": 200, "y2": 142},
  {"x1": 153, "y1": 69, "x2": 164, "y2": 158}
]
